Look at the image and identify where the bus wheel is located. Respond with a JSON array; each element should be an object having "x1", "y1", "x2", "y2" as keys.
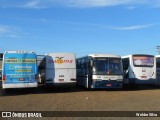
[
  {"x1": 41, "y1": 79, "x2": 45, "y2": 87},
  {"x1": 2, "y1": 89, "x2": 7, "y2": 96}
]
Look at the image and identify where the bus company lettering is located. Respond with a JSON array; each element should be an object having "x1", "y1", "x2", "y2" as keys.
[
  {"x1": 48, "y1": 57, "x2": 73, "y2": 64},
  {"x1": 9, "y1": 65, "x2": 32, "y2": 69},
  {"x1": 5, "y1": 59, "x2": 36, "y2": 63},
  {"x1": 15, "y1": 66, "x2": 32, "y2": 69}
]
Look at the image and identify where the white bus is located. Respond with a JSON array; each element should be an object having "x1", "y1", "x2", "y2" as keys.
[
  {"x1": 76, "y1": 54, "x2": 123, "y2": 89},
  {"x1": 37, "y1": 55, "x2": 45, "y2": 83},
  {"x1": 122, "y1": 54, "x2": 156, "y2": 85},
  {"x1": 39, "y1": 53, "x2": 76, "y2": 86},
  {"x1": 156, "y1": 55, "x2": 160, "y2": 86}
]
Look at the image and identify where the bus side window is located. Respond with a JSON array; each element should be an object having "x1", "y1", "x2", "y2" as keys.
[
  {"x1": 81, "y1": 59, "x2": 84, "y2": 68},
  {"x1": 157, "y1": 58, "x2": 160, "y2": 79},
  {"x1": 157, "y1": 58, "x2": 160, "y2": 68},
  {"x1": 76, "y1": 60, "x2": 80, "y2": 69},
  {"x1": 122, "y1": 58, "x2": 129, "y2": 78},
  {"x1": 79, "y1": 59, "x2": 83, "y2": 75},
  {"x1": 84, "y1": 58, "x2": 88, "y2": 75}
]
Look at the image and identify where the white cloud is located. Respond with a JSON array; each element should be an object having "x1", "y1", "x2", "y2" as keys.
[
  {"x1": 52, "y1": 20, "x2": 157, "y2": 31},
  {"x1": 22, "y1": 0, "x2": 47, "y2": 9},
  {"x1": 0, "y1": 0, "x2": 160, "y2": 8},
  {"x1": 0, "y1": 26, "x2": 10, "y2": 33},
  {"x1": 112, "y1": 24, "x2": 157, "y2": 30},
  {"x1": 67, "y1": 0, "x2": 142, "y2": 7},
  {"x1": 0, "y1": 26, "x2": 11, "y2": 34},
  {"x1": 8, "y1": 34, "x2": 20, "y2": 38},
  {"x1": 23, "y1": 0, "x2": 41, "y2": 8},
  {"x1": 126, "y1": 6, "x2": 137, "y2": 10},
  {"x1": 0, "y1": 25, "x2": 21, "y2": 38}
]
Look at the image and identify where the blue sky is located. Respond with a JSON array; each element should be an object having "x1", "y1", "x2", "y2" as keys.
[{"x1": 0, "y1": 0, "x2": 160, "y2": 57}]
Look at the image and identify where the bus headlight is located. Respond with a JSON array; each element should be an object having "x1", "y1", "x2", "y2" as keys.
[
  {"x1": 35, "y1": 75, "x2": 39, "y2": 81},
  {"x1": 2, "y1": 75, "x2": 6, "y2": 81}
]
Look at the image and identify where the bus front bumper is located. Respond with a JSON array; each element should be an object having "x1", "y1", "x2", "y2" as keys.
[
  {"x1": 45, "y1": 81, "x2": 76, "y2": 87},
  {"x1": 92, "y1": 80, "x2": 123, "y2": 89},
  {"x1": 124, "y1": 78, "x2": 155, "y2": 85}
]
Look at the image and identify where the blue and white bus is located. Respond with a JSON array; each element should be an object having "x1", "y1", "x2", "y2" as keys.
[
  {"x1": 122, "y1": 54, "x2": 156, "y2": 85},
  {"x1": 2, "y1": 51, "x2": 38, "y2": 89},
  {"x1": 156, "y1": 55, "x2": 160, "y2": 86},
  {"x1": 76, "y1": 54, "x2": 123, "y2": 89}
]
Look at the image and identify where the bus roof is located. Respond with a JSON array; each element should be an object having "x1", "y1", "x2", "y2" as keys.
[
  {"x1": 78, "y1": 54, "x2": 121, "y2": 59},
  {"x1": 46, "y1": 52, "x2": 75, "y2": 56},
  {"x1": 46, "y1": 53, "x2": 76, "y2": 60},
  {"x1": 122, "y1": 54, "x2": 154, "y2": 59},
  {"x1": 156, "y1": 55, "x2": 160, "y2": 58},
  {"x1": 4, "y1": 51, "x2": 35, "y2": 54}
]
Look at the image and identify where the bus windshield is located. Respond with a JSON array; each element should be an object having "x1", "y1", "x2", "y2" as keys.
[
  {"x1": 133, "y1": 55, "x2": 154, "y2": 67},
  {"x1": 93, "y1": 58, "x2": 123, "y2": 75}
]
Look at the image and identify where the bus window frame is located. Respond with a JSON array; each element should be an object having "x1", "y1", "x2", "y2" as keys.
[
  {"x1": 132, "y1": 55, "x2": 154, "y2": 67},
  {"x1": 92, "y1": 57, "x2": 123, "y2": 75}
]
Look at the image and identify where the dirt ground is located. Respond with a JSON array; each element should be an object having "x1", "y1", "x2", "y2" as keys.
[{"x1": 1, "y1": 83, "x2": 160, "y2": 120}]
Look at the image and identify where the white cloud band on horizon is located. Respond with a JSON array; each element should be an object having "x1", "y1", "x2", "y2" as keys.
[
  {"x1": 14, "y1": 16, "x2": 158, "y2": 31},
  {"x1": 67, "y1": 0, "x2": 146, "y2": 8},
  {"x1": 28, "y1": 17, "x2": 157, "y2": 31},
  {"x1": 0, "y1": 25, "x2": 21, "y2": 38},
  {"x1": 0, "y1": 26, "x2": 10, "y2": 33},
  {"x1": 0, "y1": 0, "x2": 160, "y2": 9},
  {"x1": 111, "y1": 24, "x2": 157, "y2": 30}
]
